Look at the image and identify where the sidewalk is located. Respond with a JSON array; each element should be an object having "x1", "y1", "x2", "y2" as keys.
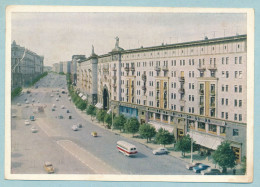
[{"x1": 74, "y1": 107, "x2": 243, "y2": 175}]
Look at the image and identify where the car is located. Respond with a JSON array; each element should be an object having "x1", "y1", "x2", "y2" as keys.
[
  {"x1": 24, "y1": 120, "x2": 30, "y2": 125},
  {"x1": 31, "y1": 126, "x2": 38, "y2": 133},
  {"x1": 56, "y1": 98, "x2": 59, "y2": 101},
  {"x1": 72, "y1": 125, "x2": 78, "y2": 131},
  {"x1": 52, "y1": 108, "x2": 55, "y2": 111},
  {"x1": 193, "y1": 164, "x2": 211, "y2": 173},
  {"x1": 201, "y1": 168, "x2": 221, "y2": 175},
  {"x1": 152, "y1": 147, "x2": 169, "y2": 155},
  {"x1": 52, "y1": 104, "x2": 56, "y2": 108},
  {"x1": 77, "y1": 123, "x2": 82, "y2": 128},
  {"x1": 66, "y1": 109, "x2": 70, "y2": 113},
  {"x1": 69, "y1": 115, "x2": 72, "y2": 119},
  {"x1": 186, "y1": 162, "x2": 202, "y2": 170},
  {"x1": 17, "y1": 103, "x2": 21, "y2": 106},
  {"x1": 44, "y1": 162, "x2": 54, "y2": 174},
  {"x1": 91, "y1": 131, "x2": 97, "y2": 137},
  {"x1": 58, "y1": 115, "x2": 63, "y2": 119},
  {"x1": 30, "y1": 115, "x2": 35, "y2": 121},
  {"x1": 32, "y1": 99, "x2": 35, "y2": 102},
  {"x1": 26, "y1": 90, "x2": 31, "y2": 94},
  {"x1": 61, "y1": 105, "x2": 65, "y2": 109},
  {"x1": 25, "y1": 100, "x2": 29, "y2": 104},
  {"x1": 50, "y1": 94, "x2": 54, "y2": 97}
]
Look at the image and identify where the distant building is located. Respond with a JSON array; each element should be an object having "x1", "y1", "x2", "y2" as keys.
[
  {"x1": 44, "y1": 66, "x2": 52, "y2": 72},
  {"x1": 52, "y1": 63, "x2": 59, "y2": 73},
  {"x1": 59, "y1": 62, "x2": 63, "y2": 73},
  {"x1": 11, "y1": 40, "x2": 44, "y2": 89},
  {"x1": 62, "y1": 61, "x2": 71, "y2": 74},
  {"x1": 71, "y1": 55, "x2": 86, "y2": 85}
]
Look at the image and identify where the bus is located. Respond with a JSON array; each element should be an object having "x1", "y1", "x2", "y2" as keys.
[{"x1": 117, "y1": 141, "x2": 137, "y2": 157}]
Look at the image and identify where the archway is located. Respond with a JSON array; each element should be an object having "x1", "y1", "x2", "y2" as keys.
[{"x1": 103, "y1": 87, "x2": 109, "y2": 110}]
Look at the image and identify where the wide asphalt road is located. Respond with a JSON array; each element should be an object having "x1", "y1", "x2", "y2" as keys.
[{"x1": 11, "y1": 72, "x2": 196, "y2": 175}]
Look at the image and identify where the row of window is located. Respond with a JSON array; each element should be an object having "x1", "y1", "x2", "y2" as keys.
[
  {"x1": 221, "y1": 71, "x2": 243, "y2": 78},
  {"x1": 221, "y1": 98, "x2": 243, "y2": 107},
  {"x1": 221, "y1": 112, "x2": 243, "y2": 121}
]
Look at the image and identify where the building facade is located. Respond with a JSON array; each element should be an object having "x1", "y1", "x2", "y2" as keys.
[
  {"x1": 11, "y1": 41, "x2": 44, "y2": 89},
  {"x1": 77, "y1": 35, "x2": 247, "y2": 162},
  {"x1": 71, "y1": 55, "x2": 86, "y2": 85}
]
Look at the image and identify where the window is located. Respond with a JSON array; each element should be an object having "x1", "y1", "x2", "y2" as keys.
[
  {"x1": 226, "y1": 99, "x2": 228, "y2": 105},
  {"x1": 233, "y1": 129, "x2": 239, "y2": 136},
  {"x1": 239, "y1": 56, "x2": 242, "y2": 64},
  {"x1": 234, "y1": 114, "x2": 237, "y2": 120},
  {"x1": 239, "y1": 100, "x2": 242, "y2": 107},
  {"x1": 226, "y1": 57, "x2": 229, "y2": 64},
  {"x1": 222, "y1": 57, "x2": 224, "y2": 64},
  {"x1": 198, "y1": 122, "x2": 205, "y2": 130},
  {"x1": 225, "y1": 112, "x2": 228, "y2": 120},
  {"x1": 221, "y1": 98, "x2": 224, "y2": 105},
  {"x1": 221, "y1": 112, "x2": 224, "y2": 118},
  {"x1": 234, "y1": 85, "x2": 238, "y2": 92},
  {"x1": 234, "y1": 99, "x2": 237, "y2": 107},
  {"x1": 192, "y1": 83, "x2": 194, "y2": 89},
  {"x1": 235, "y1": 57, "x2": 238, "y2": 64},
  {"x1": 209, "y1": 124, "x2": 217, "y2": 133},
  {"x1": 222, "y1": 85, "x2": 225, "y2": 92},
  {"x1": 239, "y1": 71, "x2": 242, "y2": 78},
  {"x1": 222, "y1": 71, "x2": 225, "y2": 78},
  {"x1": 220, "y1": 126, "x2": 226, "y2": 135},
  {"x1": 226, "y1": 85, "x2": 228, "y2": 92},
  {"x1": 226, "y1": 71, "x2": 229, "y2": 78},
  {"x1": 239, "y1": 85, "x2": 242, "y2": 93},
  {"x1": 239, "y1": 114, "x2": 242, "y2": 121}
]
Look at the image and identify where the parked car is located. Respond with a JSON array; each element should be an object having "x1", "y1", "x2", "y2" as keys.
[
  {"x1": 152, "y1": 147, "x2": 169, "y2": 155},
  {"x1": 31, "y1": 126, "x2": 38, "y2": 133},
  {"x1": 17, "y1": 103, "x2": 21, "y2": 106},
  {"x1": 66, "y1": 109, "x2": 70, "y2": 113},
  {"x1": 77, "y1": 123, "x2": 82, "y2": 128},
  {"x1": 72, "y1": 125, "x2": 78, "y2": 131},
  {"x1": 25, "y1": 101, "x2": 29, "y2": 104},
  {"x1": 58, "y1": 115, "x2": 63, "y2": 119},
  {"x1": 52, "y1": 108, "x2": 55, "y2": 111},
  {"x1": 186, "y1": 162, "x2": 202, "y2": 170},
  {"x1": 193, "y1": 164, "x2": 210, "y2": 173},
  {"x1": 201, "y1": 168, "x2": 221, "y2": 175},
  {"x1": 50, "y1": 94, "x2": 54, "y2": 97},
  {"x1": 30, "y1": 115, "x2": 35, "y2": 121},
  {"x1": 24, "y1": 120, "x2": 30, "y2": 125},
  {"x1": 56, "y1": 98, "x2": 59, "y2": 101},
  {"x1": 52, "y1": 104, "x2": 56, "y2": 108},
  {"x1": 44, "y1": 162, "x2": 54, "y2": 174},
  {"x1": 26, "y1": 90, "x2": 31, "y2": 94},
  {"x1": 61, "y1": 105, "x2": 65, "y2": 109},
  {"x1": 91, "y1": 131, "x2": 97, "y2": 137}
]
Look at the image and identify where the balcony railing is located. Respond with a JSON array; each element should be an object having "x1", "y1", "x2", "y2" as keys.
[
  {"x1": 210, "y1": 103, "x2": 216, "y2": 108},
  {"x1": 130, "y1": 66, "x2": 135, "y2": 71},
  {"x1": 124, "y1": 66, "x2": 130, "y2": 71},
  {"x1": 141, "y1": 85, "x2": 146, "y2": 90},
  {"x1": 178, "y1": 76, "x2": 185, "y2": 82},
  {"x1": 210, "y1": 90, "x2": 215, "y2": 95},
  {"x1": 112, "y1": 75, "x2": 117, "y2": 80},
  {"x1": 162, "y1": 65, "x2": 168, "y2": 71},
  {"x1": 112, "y1": 66, "x2": 117, "y2": 71},
  {"x1": 125, "y1": 84, "x2": 129, "y2": 88},
  {"x1": 199, "y1": 102, "x2": 204, "y2": 106},
  {"x1": 142, "y1": 74, "x2": 147, "y2": 81},
  {"x1": 199, "y1": 89, "x2": 204, "y2": 95},
  {"x1": 197, "y1": 65, "x2": 206, "y2": 71},
  {"x1": 154, "y1": 65, "x2": 161, "y2": 71},
  {"x1": 112, "y1": 84, "x2": 116, "y2": 88},
  {"x1": 178, "y1": 88, "x2": 185, "y2": 93}
]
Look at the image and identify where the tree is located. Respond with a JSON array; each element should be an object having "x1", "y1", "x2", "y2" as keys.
[
  {"x1": 175, "y1": 134, "x2": 194, "y2": 157},
  {"x1": 241, "y1": 156, "x2": 246, "y2": 175},
  {"x1": 212, "y1": 141, "x2": 236, "y2": 173},
  {"x1": 113, "y1": 114, "x2": 127, "y2": 132},
  {"x1": 86, "y1": 105, "x2": 96, "y2": 121},
  {"x1": 96, "y1": 109, "x2": 106, "y2": 125},
  {"x1": 155, "y1": 128, "x2": 175, "y2": 147},
  {"x1": 104, "y1": 113, "x2": 113, "y2": 129},
  {"x1": 139, "y1": 123, "x2": 156, "y2": 143},
  {"x1": 124, "y1": 117, "x2": 140, "y2": 137},
  {"x1": 76, "y1": 100, "x2": 87, "y2": 111}
]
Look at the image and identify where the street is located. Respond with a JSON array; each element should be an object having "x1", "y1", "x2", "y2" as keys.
[{"x1": 11, "y1": 72, "x2": 195, "y2": 175}]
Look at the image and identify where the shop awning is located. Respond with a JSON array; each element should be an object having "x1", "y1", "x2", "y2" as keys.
[
  {"x1": 188, "y1": 131, "x2": 224, "y2": 150},
  {"x1": 82, "y1": 95, "x2": 87, "y2": 100},
  {"x1": 95, "y1": 103, "x2": 103, "y2": 109},
  {"x1": 148, "y1": 121, "x2": 174, "y2": 133}
]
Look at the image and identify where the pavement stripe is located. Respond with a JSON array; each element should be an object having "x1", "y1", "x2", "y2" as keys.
[{"x1": 56, "y1": 140, "x2": 120, "y2": 174}]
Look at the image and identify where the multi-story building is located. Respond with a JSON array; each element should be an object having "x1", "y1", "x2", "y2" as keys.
[
  {"x1": 62, "y1": 61, "x2": 71, "y2": 74},
  {"x1": 71, "y1": 55, "x2": 86, "y2": 85},
  {"x1": 52, "y1": 63, "x2": 59, "y2": 73},
  {"x1": 59, "y1": 62, "x2": 63, "y2": 73},
  {"x1": 11, "y1": 40, "x2": 44, "y2": 89},
  {"x1": 77, "y1": 35, "x2": 247, "y2": 162},
  {"x1": 44, "y1": 66, "x2": 52, "y2": 72}
]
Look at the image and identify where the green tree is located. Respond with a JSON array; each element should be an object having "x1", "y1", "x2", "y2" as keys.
[
  {"x1": 155, "y1": 128, "x2": 175, "y2": 147},
  {"x1": 86, "y1": 105, "x2": 96, "y2": 121},
  {"x1": 139, "y1": 123, "x2": 156, "y2": 143},
  {"x1": 175, "y1": 134, "x2": 194, "y2": 157},
  {"x1": 104, "y1": 113, "x2": 113, "y2": 129},
  {"x1": 124, "y1": 117, "x2": 140, "y2": 137},
  {"x1": 96, "y1": 109, "x2": 106, "y2": 125},
  {"x1": 241, "y1": 156, "x2": 246, "y2": 175},
  {"x1": 77, "y1": 101, "x2": 87, "y2": 111},
  {"x1": 113, "y1": 114, "x2": 127, "y2": 132},
  {"x1": 212, "y1": 141, "x2": 237, "y2": 173}
]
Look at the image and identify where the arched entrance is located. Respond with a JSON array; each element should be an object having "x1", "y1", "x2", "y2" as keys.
[{"x1": 103, "y1": 87, "x2": 109, "y2": 110}]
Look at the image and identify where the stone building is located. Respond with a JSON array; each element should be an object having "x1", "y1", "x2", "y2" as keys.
[
  {"x1": 77, "y1": 35, "x2": 247, "y2": 162},
  {"x1": 11, "y1": 41, "x2": 44, "y2": 89}
]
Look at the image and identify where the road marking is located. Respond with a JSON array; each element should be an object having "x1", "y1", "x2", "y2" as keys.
[{"x1": 56, "y1": 140, "x2": 120, "y2": 174}]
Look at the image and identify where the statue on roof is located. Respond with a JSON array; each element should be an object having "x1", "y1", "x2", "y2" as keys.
[{"x1": 115, "y1": 36, "x2": 119, "y2": 48}]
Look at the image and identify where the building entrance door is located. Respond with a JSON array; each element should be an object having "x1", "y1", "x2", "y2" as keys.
[{"x1": 103, "y1": 88, "x2": 109, "y2": 110}]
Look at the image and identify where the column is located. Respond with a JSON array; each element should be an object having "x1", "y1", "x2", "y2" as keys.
[
  {"x1": 160, "y1": 113, "x2": 163, "y2": 122},
  {"x1": 217, "y1": 125, "x2": 220, "y2": 136},
  {"x1": 195, "y1": 121, "x2": 198, "y2": 131},
  {"x1": 205, "y1": 123, "x2": 209, "y2": 133},
  {"x1": 168, "y1": 115, "x2": 171, "y2": 124}
]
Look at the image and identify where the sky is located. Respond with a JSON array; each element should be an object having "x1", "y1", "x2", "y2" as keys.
[{"x1": 11, "y1": 12, "x2": 247, "y2": 66}]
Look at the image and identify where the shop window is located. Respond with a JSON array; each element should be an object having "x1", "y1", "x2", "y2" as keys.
[
  {"x1": 198, "y1": 122, "x2": 205, "y2": 131},
  {"x1": 220, "y1": 126, "x2": 226, "y2": 136},
  {"x1": 208, "y1": 124, "x2": 217, "y2": 134},
  {"x1": 233, "y1": 129, "x2": 239, "y2": 136}
]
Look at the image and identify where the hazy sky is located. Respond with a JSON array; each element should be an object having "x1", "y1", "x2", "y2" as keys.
[{"x1": 11, "y1": 12, "x2": 247, "y2": 66}]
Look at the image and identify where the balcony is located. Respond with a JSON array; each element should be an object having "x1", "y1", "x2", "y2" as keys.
[
  {"x1": 131, "y1": 84, "x2": 134, "y2": 88},
  {"x1": 112, "y1": 75, "x2": 117, "y2": 80},
  {"x1": 125, "y1": 84, "x2": 129, "y2": 88},
  {"x1": 112, "y1": 66, "x2": 117, "y2": 71},
  {"x1": 130, "y1": 66, "x2": 135, "y2": 71},
  {"x1": 156, "y1": 96, "x2": 160, "y2": 100},
  {"x1": 208, "y1": 64, "x2": 217, "y2": 70},
  {"x1": 199, "y1": 89, "x2": 204, "y2": 95},
  {"x1": 199, "y1": 102, "x2": 204, "y2": 107},
  {"x1": 210, "y1": 103, "x2": 216, "y2": 108},
  {"x1": 112, "y1": 84, "x2": 117, "y2": 88},
  {"x1": 162, "y1": 65, "x2": 168, "y2": 71},
  {"x1": 154, "y1": 65, "x2": 161, "y2": 71},
  {"x1": 178, "y1": 88, "x2": 185, "y2": 94},
  {"x1": 141, "y1": 85, "x2": 146, "y2": 90},
  {"x1": 210, "y1": 90, "x2": 215, "y2": 96},
  {"x1": 142, "y1": 74, "x2": 147, "y2": 81},
  {"x1": 124, "y1": 66, "x2": 130, "y2": 72},
  {"x1": 197, "y1": 65, "x2": 206, "y2": 71},
  {"x1": 103, "y1": 67, "x2": 109, "y2": 72},
  {"x1": 178, "y1": 76, "x2": 185, "y2": 82},
  {"x1": 163, "y1": 86, "x2": 167, "y2": 90},
  {"x1": 180, "y1": 99, "x2": 185, "y2": 106}
]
